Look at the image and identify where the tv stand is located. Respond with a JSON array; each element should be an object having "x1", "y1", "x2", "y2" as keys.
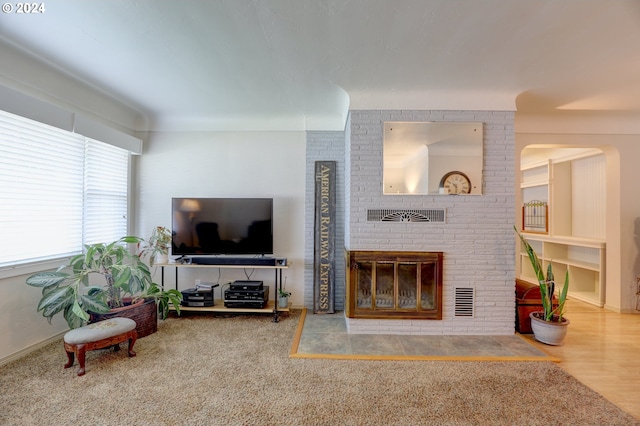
[{"x1": 157, "y1": 260, "x2": 289, "y2": 322}]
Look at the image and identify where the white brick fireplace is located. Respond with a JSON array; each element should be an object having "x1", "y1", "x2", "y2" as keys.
[
  {"x1": 305, "y1": 110, "x2": 516, "y2": 335},
  {"x1": 345, "y1": 110, "x2": 515, "y2": 335}
]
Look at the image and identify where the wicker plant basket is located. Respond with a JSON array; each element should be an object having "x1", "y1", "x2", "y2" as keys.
[{"x1": 89, "y1": 297, "x2": 158, "y2": 338}]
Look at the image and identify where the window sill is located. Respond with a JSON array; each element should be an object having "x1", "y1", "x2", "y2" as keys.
[{"x1": 0, "y1": 257, "x2": 72, "y2": 280}]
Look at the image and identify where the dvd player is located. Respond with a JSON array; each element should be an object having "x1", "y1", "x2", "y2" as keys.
[
  {"x1": 230, "y1": 280, "x2": 263, "y2": 291},
  {"x1": 224, "y1": 286, "x2": 269, "y2": 300},
  {"x1": 224, "y1": 286, "x2": 269, "y2": 308}
]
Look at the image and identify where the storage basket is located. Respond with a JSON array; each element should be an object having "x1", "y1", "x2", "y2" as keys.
[{"x1": 89, "y1": 297, "x2": 158, "y2": 338}]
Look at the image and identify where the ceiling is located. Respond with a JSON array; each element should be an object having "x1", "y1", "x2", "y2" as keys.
[{"x1": 1, "y1": 0, "x2": 639, "y2": 132}]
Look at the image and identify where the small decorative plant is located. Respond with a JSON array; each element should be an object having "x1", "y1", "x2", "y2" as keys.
[
  {"x1": 278, "y1": 276, "x2": 291, "y2": 298},
  {"x1": 278, "y1": 288, "x2": 291, "y2": 298},
  {"x1": 138, "y1": 226, "x2": 172, "y2": 266},
  {"x1": 515, "y1": 226, "x2": 569, "y2": 322},
  {"x1": 277, "y1": 285, "x2": 291, "y2": 309},
  {"x1": 26, "y1": 236, "x2": 182, "y2": 329}
]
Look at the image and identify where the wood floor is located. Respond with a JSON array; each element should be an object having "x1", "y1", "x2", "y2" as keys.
[{"x1": 521, "y1": 299, "x2": 640, "y2": 419}]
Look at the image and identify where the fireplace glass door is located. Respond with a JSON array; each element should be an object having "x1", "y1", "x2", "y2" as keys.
[{"x1": 346, "y1": 251, "x2": 443, "y2": 319}]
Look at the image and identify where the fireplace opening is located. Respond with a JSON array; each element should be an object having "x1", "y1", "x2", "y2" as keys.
[{"x1": 346, "y1": 251, "x2": 443, "y2": 319}]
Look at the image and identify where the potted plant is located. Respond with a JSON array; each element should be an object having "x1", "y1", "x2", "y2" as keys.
[
  {"x1": 138, "y1": 226, "x2": 172, "y2": 266},
  {"x1": 25, "y1": 236, "x2": 182, "y2": 336},
  {"x1": 515, "y1": 227, "x2": 570, "y2": 345},
  {"x1": 277, "y1": 288, "x2": 291, "y2": 309}
]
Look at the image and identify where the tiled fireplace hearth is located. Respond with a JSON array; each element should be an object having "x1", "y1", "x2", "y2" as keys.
[{"x1": 346, "y1": 251, "x2": 443, "y2": 320}]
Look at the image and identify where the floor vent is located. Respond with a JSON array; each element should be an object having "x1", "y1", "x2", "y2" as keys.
[
  {"x1": 367, "y1": 209, "x2": 446, "y2": 223},
  {"x1": 454, "y1": 287, "x2": 475, "y2": 317}
]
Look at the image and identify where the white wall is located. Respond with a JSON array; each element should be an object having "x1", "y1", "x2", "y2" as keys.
[
  {"x1": 0, "y1": 271, "x2": 69, "y2": 362},
  {"x1": 134, "y1": 131, "x2": 306, "y2": 306}
]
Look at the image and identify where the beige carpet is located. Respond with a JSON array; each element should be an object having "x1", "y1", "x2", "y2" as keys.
[{"x1": 0, "y1": 310, "x2": 637, "y2": 426}]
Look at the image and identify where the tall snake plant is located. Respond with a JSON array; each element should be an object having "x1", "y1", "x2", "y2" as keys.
[{"x1": 515, "y1": 227, "x2": 569, "y2": 322}]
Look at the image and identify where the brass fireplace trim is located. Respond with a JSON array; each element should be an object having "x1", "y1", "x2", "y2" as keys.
[{"x1": 345, "y1": 250, "x2": 443, "y2": 320}]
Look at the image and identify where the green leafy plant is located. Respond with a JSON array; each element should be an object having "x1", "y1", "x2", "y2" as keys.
[
  {"x1": 138, "y1": 226, "x2": 172, "y2": 266},
  {"x1": 26, "y1": 236, "x2": 182, "y2": 329},
  {"x1": 278, "y1": 288, "x2": 291, "y2": 298},
  {"x1": 515, "y1": 226, "x2": 569, "y2": 322}
]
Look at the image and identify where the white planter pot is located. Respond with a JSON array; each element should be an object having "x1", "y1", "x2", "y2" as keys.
[
  {"x1": 529, "y1": 312, "x2": 570, "y2": 345},
  {"x1": 155, "y1": 253, "x2": 169, "y2": 264},
  {"x1": 278, "y1": 296, "x2": 289, "y2": 309}
]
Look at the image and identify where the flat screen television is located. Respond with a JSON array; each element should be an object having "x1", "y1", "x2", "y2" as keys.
[{"x1": 172, "y1": 198, "x2": 273, "y2": 256}]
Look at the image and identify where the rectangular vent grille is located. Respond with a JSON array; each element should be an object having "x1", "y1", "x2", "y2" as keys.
[
  {"x1": 454, "y1": 287, "x2": 475, "y2": 317},
  {"x1": 367, "y1": 209, "x2": 446, "y2": 223}
]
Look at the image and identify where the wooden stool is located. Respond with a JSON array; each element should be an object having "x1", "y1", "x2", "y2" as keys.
[{"x1": 63, "y1": 317, "x2": 137, "y2": 376}]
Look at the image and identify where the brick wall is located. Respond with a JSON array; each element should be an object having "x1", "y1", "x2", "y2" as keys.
[
  {"x1": 306, "y1": 110, "x2": 516, "y2": 334},
  {"x1": 346, "y1": 110, "x2": 516, "y2": 335}
]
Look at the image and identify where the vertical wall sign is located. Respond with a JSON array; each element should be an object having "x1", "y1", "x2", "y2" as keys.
[{"x1": 314, "y1": 161, "x2": 336, "y2": 314}]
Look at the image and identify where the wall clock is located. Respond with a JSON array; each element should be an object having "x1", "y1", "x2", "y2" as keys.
[{"x1": 439, "y1": 171, "x2": 471, "y2": 194}]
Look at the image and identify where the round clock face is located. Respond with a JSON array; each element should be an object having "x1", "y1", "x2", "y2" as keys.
[{"x1": 440, "y1": 171, "x2": 471, "y2": 194}]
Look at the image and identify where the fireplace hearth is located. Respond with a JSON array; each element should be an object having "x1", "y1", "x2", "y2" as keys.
[{"x1": 345, "y1": 250, "x2": 443, "y2": 319}]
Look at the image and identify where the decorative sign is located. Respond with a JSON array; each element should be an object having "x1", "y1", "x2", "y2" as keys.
[{"x1": 314, "y1": 161, "x2": 336, "y2": 314}]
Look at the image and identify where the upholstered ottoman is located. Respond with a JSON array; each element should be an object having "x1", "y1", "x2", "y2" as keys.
[{"x1": 63, "y1": 317, "x2": 137, "y2": 376}]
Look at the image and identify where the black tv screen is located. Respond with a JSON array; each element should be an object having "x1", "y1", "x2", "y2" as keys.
[{"x1": 172, "y1": 198, "x2": 273, "y2": 256}]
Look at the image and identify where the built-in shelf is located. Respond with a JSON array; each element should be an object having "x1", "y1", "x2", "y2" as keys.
[
  {"x1": 518, "y1": 150, "x2": 606, "y2": 307},
  {"x1": 517, "y1": 233, "x2": 605, "y2": 307},
  {"x1": 520, "y1": 180, "x2": 549, "y2": 189}
]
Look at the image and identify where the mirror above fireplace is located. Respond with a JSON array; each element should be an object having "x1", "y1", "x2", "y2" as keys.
[{"x1": 383, "y1": 121, "x2": 483, "y2": 195}]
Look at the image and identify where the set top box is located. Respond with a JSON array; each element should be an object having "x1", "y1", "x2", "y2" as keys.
[{"x1": 224, "y1": 281, "x2": 269, "y2": 309}]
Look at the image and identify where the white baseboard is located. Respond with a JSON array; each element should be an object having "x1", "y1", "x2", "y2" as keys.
[{"x1": 0, "y1": 331, "x2": 66, "y2": 367}]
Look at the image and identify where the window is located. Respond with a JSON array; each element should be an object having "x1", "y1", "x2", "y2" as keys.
[
  {"x1": 0, "y1": 110, "x2": 130, "y2": 268},
  {"x1": 84, "y1": 139, "x2": 129, "y2": 245}
]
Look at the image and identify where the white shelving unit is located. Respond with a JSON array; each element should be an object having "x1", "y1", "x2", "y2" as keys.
[
  {"x1": 518, "y1": 149, "x2": 606, "y2": 307},
  {"x1": 517, "y1": 234, "x2": 606, "y2": 307}
]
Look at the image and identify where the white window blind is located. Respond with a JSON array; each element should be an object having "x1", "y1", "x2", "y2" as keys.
[
  {"x1": 0, "y1": 110, "x2": 130, "y2": 268},
  {"x1": 84, "y1": 139, "x2": 129, "y2": 245}
]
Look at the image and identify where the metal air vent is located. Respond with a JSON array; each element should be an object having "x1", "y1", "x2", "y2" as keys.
[
  {"x1": 367, "y1": 209, "x2": 446, "y2": 223},
  {"x1": 454, "y1": 287, "x2": 475, "y2": 317}
]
